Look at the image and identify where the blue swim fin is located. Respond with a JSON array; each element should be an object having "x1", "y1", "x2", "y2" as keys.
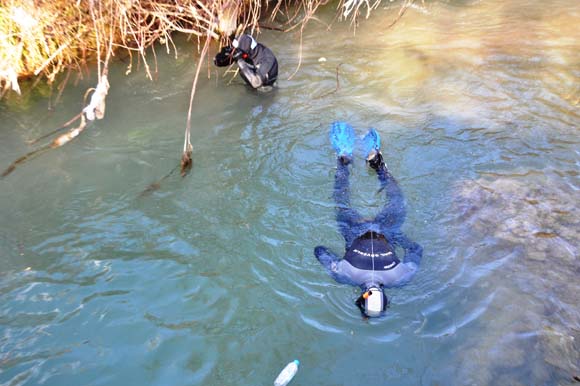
[
  {"x1": 330, "y1": 121, "x2": 356, "y2": 157},
  {"x1": 361, "y1": 128, "x2": 381, "y2": 159}
]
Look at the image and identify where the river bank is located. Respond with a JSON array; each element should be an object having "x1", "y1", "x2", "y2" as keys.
[{"x1": 0, "y1": 0, "x2": 383, "y2": 96}]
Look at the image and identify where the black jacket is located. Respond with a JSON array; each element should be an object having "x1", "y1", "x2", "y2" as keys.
[{"x1": 235, "y1": 35, "x2": 278, "y2": 88}]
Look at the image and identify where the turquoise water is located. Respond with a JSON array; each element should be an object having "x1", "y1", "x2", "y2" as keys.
[{"x1": 1, "y1": 1, "x2": 579, "y2": 385}]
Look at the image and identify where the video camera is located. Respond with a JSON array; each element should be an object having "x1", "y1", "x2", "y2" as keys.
[{"x1": 213, "y1": 46, "x2": 235, "y2": 67}]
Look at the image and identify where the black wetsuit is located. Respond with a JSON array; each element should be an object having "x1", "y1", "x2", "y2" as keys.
[
  {"x1": 314, "y1": 157, "x2": 423, "y2": 290},
  {"x1": 235, "y1": 35, "x2": 278, "y2": 89}
]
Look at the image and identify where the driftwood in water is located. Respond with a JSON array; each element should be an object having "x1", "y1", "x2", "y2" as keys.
[
  {"x1": 1, "y1": 114, "x2": 87, "y2": 178},
  {"x1": 138, "y1": 146, "x2": 193, "y2": 197},
  {"x1": 27, "y1": 112, "x2": 83, "y2": 145},
  {"x1": 50, "y1": 114, "x2": 87, "y2": 147},
  {"x1": 138, "y1": 141, "x2": 192, "y2": 197},
  {"x1": 1, "y1": 147, "x2": 51, "y2": 178},
  {"x1": 315, "y1": 63, "x2": 343, "y2": 99},
  {"x1": 1, "y1": 73, "x2": 108, "y2": 179},
  {"x1": 180, "y1": 149, "x2": 193, "y2": 177}
]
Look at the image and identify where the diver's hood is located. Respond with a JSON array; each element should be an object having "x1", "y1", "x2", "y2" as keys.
[
  {"x1": 364, "y1": 287, "x2": 385, "y2": 317},
  {"x1": 233, "y1": 34, "x2": 257, "y2": 53}
]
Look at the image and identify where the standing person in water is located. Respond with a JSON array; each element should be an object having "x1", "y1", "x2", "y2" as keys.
[
  {"x1": 314, "y1": 122, "x2": 423, "y2": 318},
  {"x1": 213, "y1": 34, "x2": 278, "y2": 89}
]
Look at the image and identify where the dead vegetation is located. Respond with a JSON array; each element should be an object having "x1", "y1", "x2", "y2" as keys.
[
  {"x1": 0, "y1": 0, "x2": 413, "y2": 181},
  {"x1": 0, "y1": 0, "x2": 413, "y2": 95}
]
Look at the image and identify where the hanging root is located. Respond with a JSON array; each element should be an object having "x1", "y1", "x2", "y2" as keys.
[
  {"x1": 180, "y1": 147, "x2": 193, "y2": 177},
  {"x1": 139, "y1": 31, "x2": 208, "y2": 195},
  {"x1": 180, "y1": 33, "x2": 211, "y2": 178}
]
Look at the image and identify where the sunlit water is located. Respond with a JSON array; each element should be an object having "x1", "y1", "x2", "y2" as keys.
[{"x1": 1, "y1": 1, "x2": 579, "y2": 385}]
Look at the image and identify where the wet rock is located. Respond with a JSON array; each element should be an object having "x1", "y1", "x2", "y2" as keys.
[{"x1": 455, "y1": 177, "x2": 579, "y2": 267}]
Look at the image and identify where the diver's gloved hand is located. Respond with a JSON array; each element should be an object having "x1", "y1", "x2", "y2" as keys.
[{"x1": 214, "y1": 46, "x2": 234, "y2": 67}]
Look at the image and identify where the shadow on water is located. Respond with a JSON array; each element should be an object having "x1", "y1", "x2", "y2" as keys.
[{"x1": 0, "y1": 0, "x2": 579, "y2": 385}]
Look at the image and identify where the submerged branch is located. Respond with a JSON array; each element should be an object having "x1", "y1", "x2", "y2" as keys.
[
  {"x1": 27, "y1": 112, "x2": 83, "y2": 145},
  {"x1": 1, "y1": 146, "x2": 52, "y2": 179},
  {"x1": 315, "y1": 63, "x2": 343, "y2": 98},
  {"x1": 139, "y1": 163, "x2": 180, "y2": 197},
  {"x1": 181, "y1": 32, "x2": 211, "y2": 177},
  {"x1": 1, "y1": 114, "x2": 88, "y2": 178},
  {"x1": 386, "y1": 0, "x2": 415, "y2": 29}
]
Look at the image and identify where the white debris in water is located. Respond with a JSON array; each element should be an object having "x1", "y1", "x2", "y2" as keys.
[{"x1": 83, "y1": 75, "x2": 110, "y2": 121}]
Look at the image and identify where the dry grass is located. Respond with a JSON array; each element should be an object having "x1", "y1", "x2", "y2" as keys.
[
  {"x1": 0, "y1": 0, "x2": 275, "y2": 95},
  {"x1": 0, "y1": 0, "x2": 409, "y2": 96}
]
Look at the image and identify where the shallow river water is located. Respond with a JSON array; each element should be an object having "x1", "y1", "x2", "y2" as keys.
[{"x1": 1, "y1": 1, "x2": 579, "y2": 385}]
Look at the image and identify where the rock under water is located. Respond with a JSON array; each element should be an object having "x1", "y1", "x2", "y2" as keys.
[{"x1": 450, "y1": 176, "x2": 579, "y2": 384}]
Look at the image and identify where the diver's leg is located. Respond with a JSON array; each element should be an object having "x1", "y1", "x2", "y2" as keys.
[
  {"x1": 370, "y1": 153, "x2": 406, "y2": 233},
  {"x1": 334, "y1": 157, "x2": 363, "y2": 248},
  {"x1": 237, "y1": 61, "x2": 262, "y2": 89}
]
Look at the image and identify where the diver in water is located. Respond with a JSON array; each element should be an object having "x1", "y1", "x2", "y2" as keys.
[
  {"x1": 213, "y1": 34, "x2": 278, "y2": 89},
  {"x1": 315, "y1": 122, "x2": 423, "y2": 318}
]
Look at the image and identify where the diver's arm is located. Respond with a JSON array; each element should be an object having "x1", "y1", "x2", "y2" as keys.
[
  {"x1": 377, "y1": 235, "x2": 422, "y2": 287},
  {"x1": 237, "y1": 59, "x2": 263, "y2": 88},
  {"x1": 314, "y1": 246, "x2": 355, "y2": 285},
  {"x1": 395, "y1": 234, "x2": 423, "y2": 267},
  {"x1": 256, "y1": 56, "x2": 276, "y2": 85}
]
